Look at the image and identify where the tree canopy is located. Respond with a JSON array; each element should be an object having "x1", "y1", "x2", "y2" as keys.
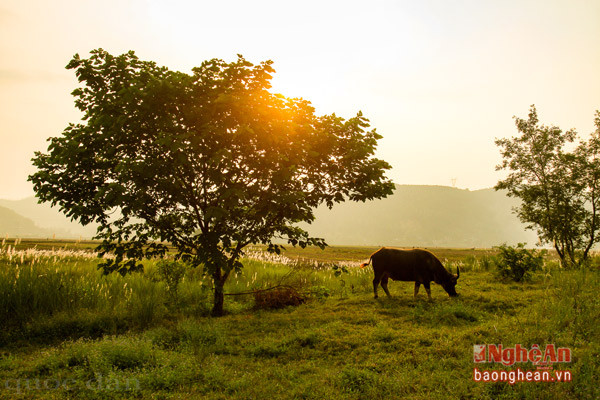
[
  {"x1": 29, "y1": 49, "x2": 394, "y2": 315},
  {"x1": 495, "y1": 105, "x2": 600, "y2": 267}
]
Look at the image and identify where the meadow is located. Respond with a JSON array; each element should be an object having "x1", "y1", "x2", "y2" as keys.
[{"x1": 0, "y1": 239, "x2": 598, "y2": 399}]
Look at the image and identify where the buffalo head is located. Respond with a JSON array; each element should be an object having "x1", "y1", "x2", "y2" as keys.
[{"x1": 441, "y1": 267, "x2": 460, "y2": 297}]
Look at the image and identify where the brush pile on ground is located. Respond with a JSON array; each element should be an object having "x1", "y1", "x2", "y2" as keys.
[{"x1": 253, "y1": 286, "x2": 308, "y2": 309}]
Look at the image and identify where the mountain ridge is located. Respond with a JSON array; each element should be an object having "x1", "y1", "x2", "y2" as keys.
[
  {"x1": 0, "y1": 185, "x2": 537, "y2": 246},
  {"x1": 300, "y1": 184, "x2": 537, "y2": 247},
  {"x1": 0, "y1": 205, "x2": 56, "y2": 238}
]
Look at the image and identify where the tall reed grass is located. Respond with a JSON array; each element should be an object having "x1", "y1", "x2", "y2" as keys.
[{"x1": 0, "y1": 245, "x2": 373, "y2": 344}]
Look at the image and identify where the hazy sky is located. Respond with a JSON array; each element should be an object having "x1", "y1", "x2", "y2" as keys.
[{"x1": 1, "y1": 0, "x2": 599, "y2": 199}]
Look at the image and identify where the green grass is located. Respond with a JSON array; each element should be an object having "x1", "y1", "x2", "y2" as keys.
[{"x1": 0, "y1": 242, "x2": 598, "y2": 399}]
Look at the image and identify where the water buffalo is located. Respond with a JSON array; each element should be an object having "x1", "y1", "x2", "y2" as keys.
[{"x1": 360, "y1": 247, "x2": 459, "y2": 299}]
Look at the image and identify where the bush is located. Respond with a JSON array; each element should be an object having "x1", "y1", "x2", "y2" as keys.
[
  {"x1": 156, "y1": 260, "x2": 187, "y2": 302},
  {"x1": 309, "y1": 285, "x2": 331, "y2": 300},
  {"x1": 494, "y1": 243, "x2": 545, "y2": 282}
]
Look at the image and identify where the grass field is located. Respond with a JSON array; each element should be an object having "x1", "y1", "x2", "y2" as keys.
[{"x1": 0, "y1": 240, "x2": 598, "y2": 399}]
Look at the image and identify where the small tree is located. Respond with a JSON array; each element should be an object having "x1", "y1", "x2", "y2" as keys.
[
  {"x1": 576, "y1": 111, "x2": 600, "y2": 264},
  {"x1": 156, "y1": 260, "x2": 187, "y2": 303},
  {"x1": 495, "y1": 106, "x2": 600, "y2": 268},
  {"x1": 494, "y1": 243, "x2": 545, "y2": 282},
  {"x1": 29, "y1": 49, "x2": 394, "y2": 315}
]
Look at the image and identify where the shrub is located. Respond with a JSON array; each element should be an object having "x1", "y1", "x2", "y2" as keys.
[
  {"x1": 309, "y1": 285, "x2": 331, "y2": 300},
  {"x1": 156, "y1": 259, "x2": 187, "y2": 302},
  {"x1": 494, "y1": 243, "x2": 545, "y2": 282}
]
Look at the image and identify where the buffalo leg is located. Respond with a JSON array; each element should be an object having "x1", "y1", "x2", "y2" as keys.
[
  {"x1": 373, "y1": 273, "x2": 382, "y2": 299},
  {"x1": 423, "y1": 281, "x2": 432, "y2": 300},
  {"x1": 414, "y1": 282, "x2": 420, "y2": 298},
  {"x1": 381, "y1": 275, "x2": 391, "y2": 297}
]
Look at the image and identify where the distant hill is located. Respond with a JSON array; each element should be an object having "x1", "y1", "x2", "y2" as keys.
[
  {"x1": 299, "y1": 185, "x2": 538, "y2": 248},
  {"x1": 0, "y1": 185, "x2": 538, "y2": 246},
  {"x1": 0, "y1": 197, "x2": 97, "y2": 239},
  {"x1": 0, "y1": 205, "x2": 56, "y2": 238}
]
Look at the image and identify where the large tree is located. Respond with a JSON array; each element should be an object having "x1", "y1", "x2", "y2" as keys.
[
  {"x1": 495, "y1": 105, "x2": 600, "y2": 267},
  {"x1": 29, "y1": 49, "x2": 394, "y2": 315}
]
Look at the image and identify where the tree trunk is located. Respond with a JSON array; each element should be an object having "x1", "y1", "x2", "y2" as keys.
[
  {"x1": 212, "y1": 267, "x2": 225, "y2": 317},
  {"x1": 553, "y1": 240, "x2": 567, "y2": 268}
]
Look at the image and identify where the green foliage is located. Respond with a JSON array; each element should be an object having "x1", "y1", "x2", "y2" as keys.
[
  {"x1": 332, "y1": 264, "x2": 349, "y2": 277},
  {"x1": 156, "y1": 259, "x2": 187, "y2": 302},
  {"x1": 309, "y1": 285, "x2": 331, "y2": 300},
  {"x1": 29, "y1": 48, "x2": 395, "y2": 315},
  {"x1": 496, "y1": 106, "x2": 600, "y2": 268},
  {"x1": 494, "y1": 243, "x2": 545, "y2": 282},
  {"x1": 331, "y1": 263, "x2": 351, "y2": 298}
]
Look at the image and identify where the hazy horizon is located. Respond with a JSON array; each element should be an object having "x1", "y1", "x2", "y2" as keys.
[
  {"x1": 1, "y1": 182, "x2": 497, "y2": 202},
  {"x1": 1, "y1": 0, "x2": 599, "y2": 199}
]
